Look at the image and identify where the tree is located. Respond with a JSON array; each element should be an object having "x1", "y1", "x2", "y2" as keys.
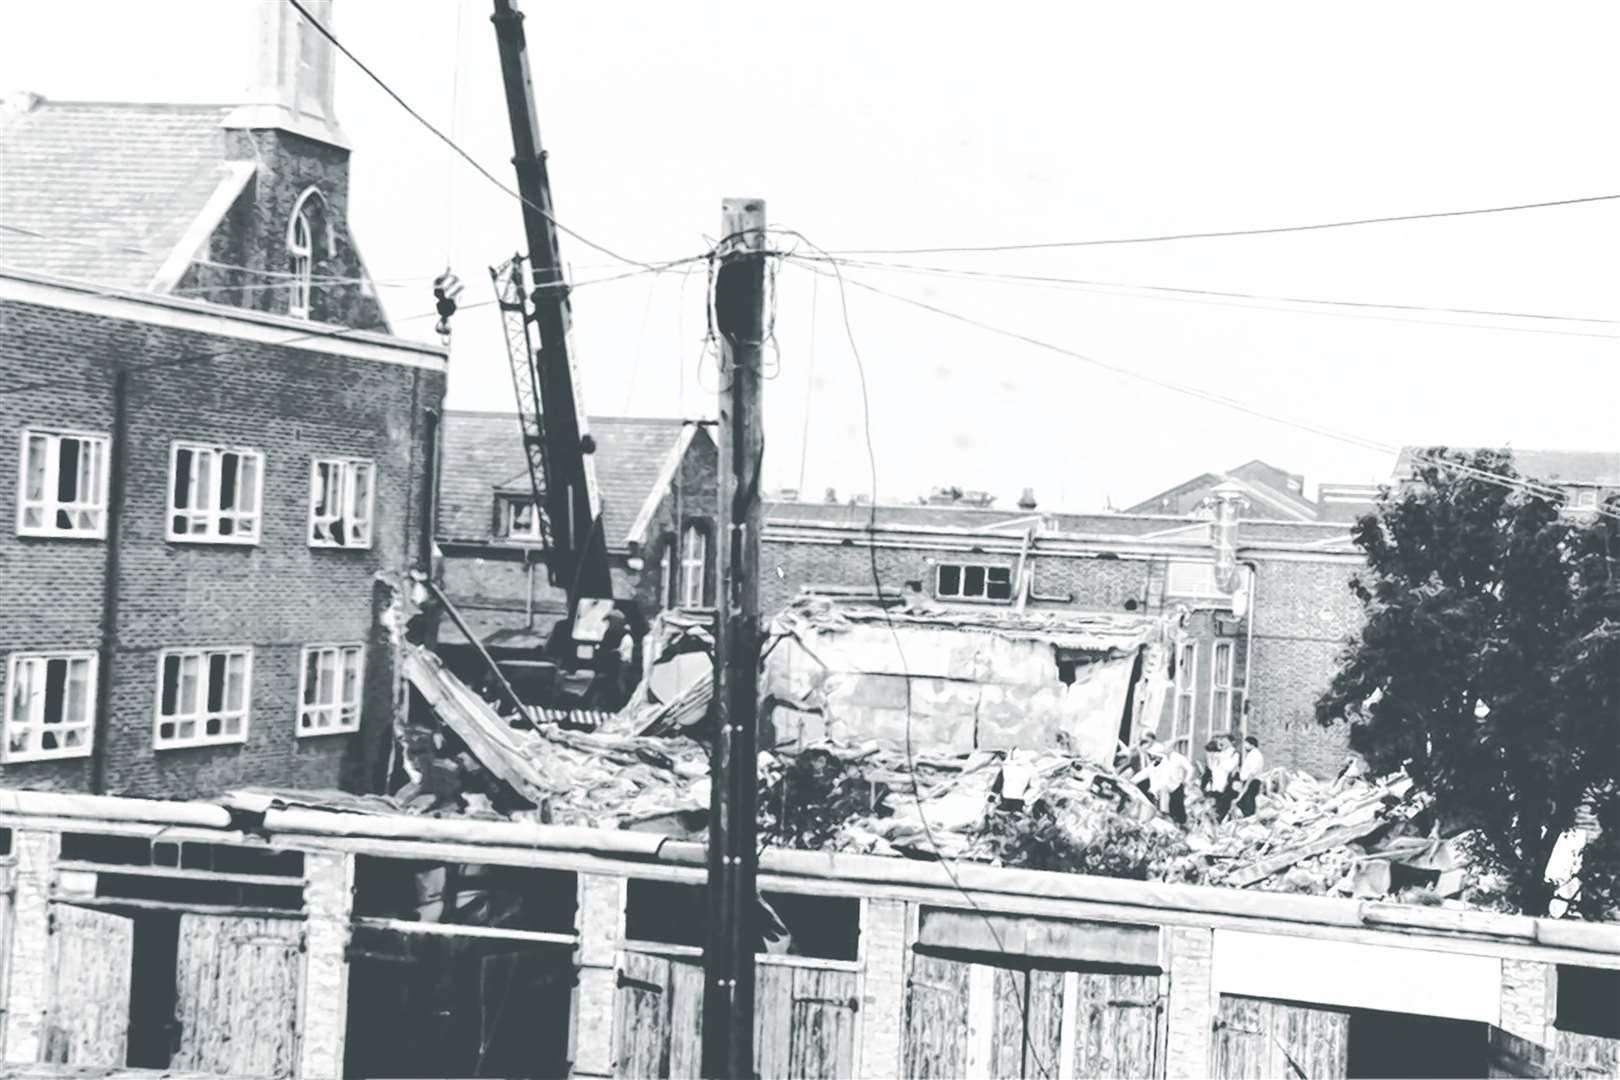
[{"x1": 1317, "y1": 448, "x2": 1619, "y2": 917}]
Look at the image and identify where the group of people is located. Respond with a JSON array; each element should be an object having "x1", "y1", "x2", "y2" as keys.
[{"x1": 1125, "y1": 730, "x2": 1265, "y2": 826}]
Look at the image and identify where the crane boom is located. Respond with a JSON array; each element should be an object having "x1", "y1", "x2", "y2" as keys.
[{"x1": 489, "y1": 0, "x2": 612, "y2": 604}]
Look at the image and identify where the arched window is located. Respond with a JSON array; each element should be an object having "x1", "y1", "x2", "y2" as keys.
[
  {"x1": 680, "y1": 522, "x2": 708, "y2": 608},
  {"x1": 286, "y1": 187, "x2": 330, "y2": 320}
]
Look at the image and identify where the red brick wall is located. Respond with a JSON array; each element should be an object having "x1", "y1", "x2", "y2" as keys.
[{"x1": 0, "y1": 298, "x2": 444, "y2": 796}]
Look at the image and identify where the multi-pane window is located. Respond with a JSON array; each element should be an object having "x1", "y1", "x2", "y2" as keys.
[
  {"x1": 496, "y1": 494, "x2": 543, "y2": 541},
  {"x1": 297, "y1": 644, "x2": 364, "y2": 736},
  {"x1": 169, "y1": 442, "x2": 263, "y2": 542},
  {"x1": 1171, "y1": 641, "x2": 1197, "y2": 754},
  {"x1": 680, "y1": 523, "x2": 708, "y2": 608},
  {"x1": 1209, "y1": 640, "x2": 1235, "y2": 739},
  {"x1": 3, "y1": 652, "x2": 96, "y2": 762},
  {"x1": 660, "y1": 534, "x2": 677, "y2": 608},
  {"x1": 935, "y1": 562, "x2": 1014, "y2": 602},
  {"x1": 1166, "y1": 561, "x2": 1224, "y2": 599},
  {"x1": 309, "y1": 457, "x2": 374, "y2": 548},
  {"x1": 155, "y1": 647, "x2": 250, "y2": 748},
  {"x1": 18, "y1": 430, "x2": 109, "y2": 537}
]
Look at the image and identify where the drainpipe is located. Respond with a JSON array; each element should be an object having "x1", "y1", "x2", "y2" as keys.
[
  {"x1": 91, "y1": 368, "x2": 130, "y2": 796},
  {"x1": 1238, "y1": 560, "x2": 1258, "y2": 770}
]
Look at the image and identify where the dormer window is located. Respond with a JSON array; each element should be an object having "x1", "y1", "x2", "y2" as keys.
[{"x1": 287, "y1": 187, "x2": 329, "y2": 320}]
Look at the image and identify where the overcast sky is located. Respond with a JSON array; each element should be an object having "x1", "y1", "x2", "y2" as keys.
[{"x1": 5, "y1": 1, "x2": 1617, "y2": 510}]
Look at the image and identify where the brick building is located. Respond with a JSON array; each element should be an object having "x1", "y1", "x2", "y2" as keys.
[
  {"x1": 433, "y1": 410, "x2": 718, "y2": 665},
  {"x1": 0, "y1": 0, "x2": 447, "y2": 796},
  {"x1": 760, "y1": 497, "x2": 1363, "y2": 776}
]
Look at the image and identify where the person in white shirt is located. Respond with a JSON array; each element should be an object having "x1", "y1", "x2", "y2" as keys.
[
  {"x1": 1203, "y1": 736, "x2": 1239, "y2": 821},
  {"x1": 1151, "y1": 745, "x2": 1194, "y2": 825},
  {"x1": 1235, "y1": 735, "x2": 1266, "y2": 817}
]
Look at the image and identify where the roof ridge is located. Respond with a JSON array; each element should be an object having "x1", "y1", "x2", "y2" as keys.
[{"x1": 18, "y1": 98, "x2": 234, "y2": 111}]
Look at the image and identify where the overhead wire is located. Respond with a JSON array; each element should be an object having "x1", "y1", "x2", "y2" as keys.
[
  {"x1": 784, "y1": 254, "x2": 1620, "y2": 522},
  {"x1": 286, "y1": 0, "x2": 682, "y2": 272},
  {"x1": 826, "y1": 193, "x2": 1620, "y2": 256},
  {"x1": 795, "y1": 256, "x2": 1618, "y2": 338},
  {"x1": 774, "y1": 227, "x2": 1054, "y2": 1077}
]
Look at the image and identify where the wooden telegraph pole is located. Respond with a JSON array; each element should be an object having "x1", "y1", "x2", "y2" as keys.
[{"x1": 702, "y1": 197, "x2": 767, "y2": 1079}]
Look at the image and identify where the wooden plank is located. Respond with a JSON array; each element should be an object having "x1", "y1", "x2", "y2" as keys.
[
  {"x1": 754, "y1": 962, "x2": 795, "y2": 1080},
  {"x1": 1553, "y1": 1030, "x2": 1620, "y2": 1079},
  {"x1": 990, "y1": 967, "x2": 1027, "y2": 1079},
  {"x1": 667, "y1": 958, "x2": 705, "y2": 1080},
  {"x1": 614, "y1": 951, "x2": 673, "y2": 1079},
  {"x1": 42, "y1": 905, "x2": 133, "y2": 1067},
  {"x1": 171, "y1": 914, "x2": 302, "y2": 1078},
  {"x1": 1071, "y1": 971, "x2": 1159, "y2": 1080},
  {"x1": 1025, "y1": 968, "x2": 1065, "y2": 1080},
  {"x1": 788, "y1": 967, "x2": 858, "y2": 1080},
  {"x1": 1213, "y1": 994, "x2": 1349, "y2": 1079},
  {"x1": 905, "y1": 953, "x2": 971, "y2": 1079},
  {"x1": 966, "y1": 962, "x2": 997, "y2": 1078},
  {"x1": 919, "y1": 907, "x2": 1160, "y2": 968}
]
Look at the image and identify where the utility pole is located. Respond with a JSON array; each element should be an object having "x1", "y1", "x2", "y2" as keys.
[{"x1": 702, "y1": 197, "x2": 767, "y2": 1079}]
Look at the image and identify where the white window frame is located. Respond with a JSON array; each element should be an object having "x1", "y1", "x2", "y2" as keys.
[
  {"x1": 167, "y1": 441, "x2": 264, "y2": 544},
  {"x1": 1208, "y1": 640, "x2": 1235, "y2": 741},
  {"x1": 288, "y1": 196, "x2": 315, "y2": 319},
  {"x1": 17, "y1": 429, "x2": 110, "y2": 539},
  {"x1": 1166, "y1": 560, "x2": 1226, "y2": 599},
  {"x1": 660, "y1": 534, "x2": 677, "y2": 608},
  {"x1": 308, "y1": 456, "x2": 375, "y2": 549},
  {"x1": 154, "y1": 646, "x2": 251, "y2": 750},
  {"x1": 934, "y1": 562, "x2": 1015, "y2": 603},
  {"x1": 1171, "y1": 641, "x2": 1197, "y2": 754},
  {"x1": 296, "y1": 643, "x2": 364, "y2": 737},
  {"x1": 3, "y1": 650, "x2": 97, "y2": 763},
  {"x1": 680, "y1": 523, "x2": 708, "y2": 609},
  {"x1": 497, "y1": 494, "x2": 544, "y2": 542}
]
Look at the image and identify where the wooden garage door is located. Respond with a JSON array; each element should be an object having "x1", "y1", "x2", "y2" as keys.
[
  {"x1": 613, "y1": 952, "x2": 857, "y2": 1080},
  {"x1": 41, "y1": 904, "x2": 134, "y2": 1067},
  {"x1": 1069, "y1": 971, "x2": 1161, "y2": 1080},
  {"x1": 170, "y1": 913, "x2": 303, "y2": 1078},
  {"x1": 1213, "y1": 994, "x2": 1350, "y2": 1079}
]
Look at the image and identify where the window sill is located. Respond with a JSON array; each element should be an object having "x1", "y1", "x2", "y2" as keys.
[
  {"x1": 15, "y1": 526, "x2": 106, "y2": 541},
  {"x1": 295, "y1": 724, "x2": 360, "y2": 739},
  {"x1": 933, "y1": 595, "x2": 1015, "y2": 605},
  {"x1": 308, "y1": 539, "x2": 375, "y2": 551},
  {"x1": 0, "y1": 745, "x2": 93, "y2": 765},
  {"x1": 154, "y1": 732, "x2": 248, "y2": 752},
  {"x1": 167, "y1": 534, "x2": 261, "y2": 547}
]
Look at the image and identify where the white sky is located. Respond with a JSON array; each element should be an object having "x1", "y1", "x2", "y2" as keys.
[{"x1": 5, "y1": 1, "x2": 1617, "y2": 510}]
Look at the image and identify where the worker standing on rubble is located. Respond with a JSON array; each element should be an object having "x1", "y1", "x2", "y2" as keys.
[
  {"x1": 1152, "y1": 743, "x2": 1194, "y2": 825},
  {"x1": 1204, "y1": 735, "x2": 1240, "y2": 821},
  {"x1": 1235, "y1": 735, "x2": 1266, "y2": 817},
  {"x1": 1130, "y1": 732, "x2": 1166, "y2": 801}
]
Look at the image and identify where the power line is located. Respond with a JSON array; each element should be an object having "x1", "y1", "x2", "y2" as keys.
[
  {"x1": 826, "y1": 194, "x2": 1620, "y2": 256},
  {"x1": 789, "y1": 229, "x2": 1054, "y2": 1078},
  {"x1": 798, "y1": 255, "x2": 1618, "y2": 334},
  {"x1": 286, "y1": 0, "x2": 677, "y2": 273},
  {"x1": 787, "y1": 257, "x2": 1620, "y2": 522}
]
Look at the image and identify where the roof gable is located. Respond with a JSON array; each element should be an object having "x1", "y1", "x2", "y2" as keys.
[
  {"x1": 1, "y1": 100, "x2": 236, "y2": 289},
  {"x1": 437, "y1": 411, "x2": 697, "y2": 546}
]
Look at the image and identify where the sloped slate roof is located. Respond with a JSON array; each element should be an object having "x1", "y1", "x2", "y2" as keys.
[
  {"x1": 437, "y1": 410, "x2": 691, "y2": 546},
  {"x1": 0, "y1": 99, "x2": 234, "y2": 288},
  {"x1": 1394, "y1": 446, "x2": 1620, "y2": 488},
  {"x1": 764, "y1": 501, "x2": 1040, "y2": 530}
]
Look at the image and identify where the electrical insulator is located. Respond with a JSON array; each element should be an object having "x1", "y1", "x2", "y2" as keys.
[{"x1": 432, "y1": 269, "x2": 464, "y2": 342}]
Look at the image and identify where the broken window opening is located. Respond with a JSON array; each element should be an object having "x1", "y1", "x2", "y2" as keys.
[
  {"x1": 18, "y1": 429, "x2": 109, "y2": 536},
  {"x1": 3, "y1": 651, "x2": 96, "y2": 762},
  {"x1": 1171, "y1": 640, "x2": 1197, "y2": 755},
  {"x1": 623, "y1": 879, "x2": 860, "y2": 961},
  {"x1": 298, "y1": 643, "x2": 365, "y2": 736},
  {"x1": 309, "y1": 457, "x2": 376, "y2": 549},
  {"x1": 343, "y1": 925, "x2": 574, "y2": 1079},
  {"x1": 1557, "y1": 966, "x2": 1620, "y2": 1039},
  {"x1": 155, "y1": 646, "x2": 250, "y2": 748},
  {"x1": 167, "y1": 442, "x2": 262, "y2": 543},
  {"x1": 353, "y1": 856, "x2": 577, "y2": 935}
]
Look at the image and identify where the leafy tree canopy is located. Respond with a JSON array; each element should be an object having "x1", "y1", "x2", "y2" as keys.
[{"x1": 1318, "y1": 448, "x2": 1619, "y2": 917}]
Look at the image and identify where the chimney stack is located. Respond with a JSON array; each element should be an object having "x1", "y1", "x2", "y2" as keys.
[{"x1": 1018, "y1": 488, "x2": 1038, "y2": 511}]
